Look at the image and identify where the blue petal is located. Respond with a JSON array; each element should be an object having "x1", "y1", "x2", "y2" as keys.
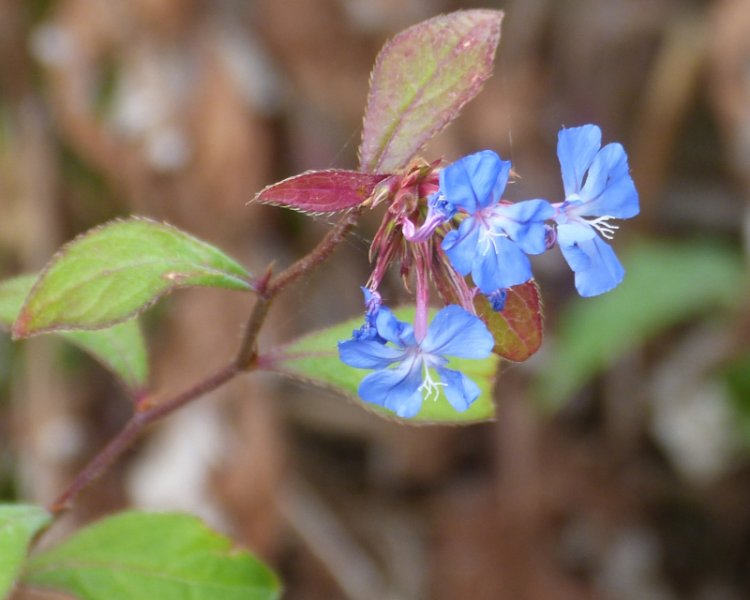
[
  {"x1": 440, "y1": 150, "x2": 510, "y2": 213},
  {"x1": 556, "y1": 222, "x2": 596, "y2": 245},
  {"x1": 428, "y1": 192, "x2": 457, "y2": 220},
  {"x1": 388, "y1": 388, "x2": 424, "y2": 418},
  {"x1": 557, "y1": 125, "x2": 601, "y2": 197},
  {"x1": 422, "y1": 305, "x2": 494, "y2": 359},
  {"x1": 358, "y1": 358, "x2": 424, "y2": 417},
  {"x1": 338, "y1": 338, "x2": 405, "y2": 369},
  {"x1": 437, "y1": 367, "x2": 481, "y2": 412},
  {"x1": 559, "y1": 235, "x2": 625, "y2": 297},
  {"x1": 442, "y1": 217, "x2": 480, "y2": 275},
  {"x1": 578, "y1": 143, "x2": 639, "y2": 218},
  {"x1": 375, "y1": 308, "x2": 416, "y2": 347},
  {"x1": 472, "y1": 236, "x2": 533, "y2": 293},
  {"x1": 492, "y1": 199, "x2": 555, "y2": 255}
]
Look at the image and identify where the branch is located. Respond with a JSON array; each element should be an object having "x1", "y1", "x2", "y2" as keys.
[{"x1": 49, "y1": 209, "x2": 361, "y2": 513}]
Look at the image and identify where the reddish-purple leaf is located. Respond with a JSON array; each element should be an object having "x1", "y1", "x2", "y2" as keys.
[
  {"x1": 253, "y1": 170, "x2": 390, "y2": 214},
  {"x1": 476, "y1": 281, "x2": 543, "y2": 362},
  {"x1": 359, "y1": 10, "x2": 503, "y2": 173}
]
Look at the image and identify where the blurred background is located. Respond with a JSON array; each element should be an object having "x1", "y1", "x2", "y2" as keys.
[{"x1": 2, "y1": 0, "x2": 750, "y2": 598}]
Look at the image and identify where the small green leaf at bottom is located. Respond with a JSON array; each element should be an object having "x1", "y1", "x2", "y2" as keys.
[
  {"x1": 0, "y1": 504, "x2": 51, "y2": 599},
  {"x1": 22, "y1": 511, "x2": 280, "y2": 600},
  {"x1": 266, "y1": 306, "x2": 499, "y2": 424}
]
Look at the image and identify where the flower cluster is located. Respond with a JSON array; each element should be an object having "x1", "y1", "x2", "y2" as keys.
[
  {"x1": 339, "y1": 294, "x2": 494, "y2": 418},
  {"x1": 339, "y1": 124, "x2": 639, "y2": 418}
]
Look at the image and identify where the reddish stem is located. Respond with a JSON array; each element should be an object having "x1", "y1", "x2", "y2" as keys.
[
  {"x1": 413, "y1": 244, "x2": 430, "y2": 341},
  {"x1": 48, "y1": 209, "x2": 361, "y2": 514}
]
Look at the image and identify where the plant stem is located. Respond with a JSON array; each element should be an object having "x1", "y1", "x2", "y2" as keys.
[
  {"x1": 413, "y1": 244, "x2": 430, "y2": 341},
  {"x1": 48, "y1": 209, "x2": 361, "y2": 514},
  {"x1": 50, "y1": 361, "x2": 239, "y2": 513}
]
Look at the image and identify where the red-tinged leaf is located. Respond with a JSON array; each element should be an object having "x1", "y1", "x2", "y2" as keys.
[
  {"x1": 476, "y1": 281, "x2": 543, "y2": 362},
  {"x1": 253, "y1": 170, "x2": 390, "y2": 214},
  {"x1": 359, "y1": 10, "x2": 503, "y2": 173}
]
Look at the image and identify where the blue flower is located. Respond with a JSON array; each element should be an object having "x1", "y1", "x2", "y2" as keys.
[
  {"x1": 553, "y1": 124, "x2": 639, "y2": 296},
  {"x1": 338, "y1": 304, "x2": 494, "y2": 418},
  {"x1": 351, "y1": 287, "x2": 384, "y2": 342},
  {"x1": 401, "y1": 192, "x2": 457, "y2": 242},
  {"x1": 486, "y1": 288, "x2": 508, "y2": 311},
  {"x1": 439, "y1": 150, "x2": 554, "y2": 293}
]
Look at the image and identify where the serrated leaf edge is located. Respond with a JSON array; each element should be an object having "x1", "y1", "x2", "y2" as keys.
[
  {"x1": 358, "y1": 9, "x2": 504, "y2": 173},
  {"x1": 12, "y1": 217, "x2": 253, "y2": 339},
  {"x1": 250, "y1": 169, "x2": 390, "y2": 216}
]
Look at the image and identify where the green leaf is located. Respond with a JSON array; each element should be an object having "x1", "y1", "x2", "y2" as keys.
[
  {"x1": 22, "y1": 511, "x2": 281, "y2": 600},
  {"x1": 0, "y1": 274, "x2": 148, "y2": 393},
  {"x1": 724, "y1": 352, "x2": 750, "y2": 446},
  {"x1": 0, "y1": 504, "x2": 51, "y2": 598},
  {"x1": 359, "y1": 10, "x2": 503, "y2": 173},
  {"x1": 266, "y1": 306, "x2": 499, "y2": 424},
  {"x1": 13, "y1": 218, "x2": 252, "y2": 338},
  {"x1": 537, "y1": 240, "x2": 746, "y2": 409}
]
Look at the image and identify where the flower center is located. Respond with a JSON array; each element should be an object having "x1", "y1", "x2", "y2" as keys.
[
  {"x1": 585, "y1": 216, "x2": 619, "y2": 240},
  {"x1": 418, "y1": 366, "x2": 445, "y2": 403},
  {"x1": 475, "y1": 211, "x2": 507, "y2": 256},
  {"x1": 559, "y1": 199, "x2": 620, "y2": 241}
]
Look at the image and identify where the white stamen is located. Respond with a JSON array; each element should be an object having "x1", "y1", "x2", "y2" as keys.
[
  {"x1": 587, "y1": 216, "x2": 619, "y2": 240},
  {"x1": 478, "y1": 225, "x2": 507, "y2": 256},
  {"x1": 419, "y1": 368, "x2": 446, "y2": 403}
]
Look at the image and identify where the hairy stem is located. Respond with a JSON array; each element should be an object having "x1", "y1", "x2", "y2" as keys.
[
  {"x1": 267, "y1": 207, "x2": 362, "y2": 296},
  {"x1": 48, "y1": 209, "x2": 361, "y2": 514}
]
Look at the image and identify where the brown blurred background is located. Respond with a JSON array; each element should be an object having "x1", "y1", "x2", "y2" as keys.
[{"x1": 2, "y1": 0, "x2": 750, "y2": 598}]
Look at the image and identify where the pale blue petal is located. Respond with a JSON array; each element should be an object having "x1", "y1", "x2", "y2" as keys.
[
  {"x1": 557, "y1": 125, "x2": 601, "y2": 197},
  {"x1": 358, "y1": 358, "x2": 423, "y2": 416},
  {"x1": 497, "y1": 199, "x2": 555, "y2": 225},
  {"x1": 437, "y1": 367, "x2": 481, "y2": 412},
  {"x1": 472, "y1": 236, "x2": 533, "y2": 293},
  {"x1": 578, "y1": 143, "x2": 639, "y2": 218},
  {"x1": 440, "y1": 150, "x2": 510, "y2": 213},
  {"x1": 375, "y1": 308, "x2": 416, "y2": 347},
  {"x1": 492, "y1": 199, "x2": 554, "y2": 255},
  {"x1": 387, "y1": 388, "x2": 424, "y2": 418},
  {"x1": 442, "y1": 217, "x2": 480, "y2": 275},
  {"x1": 556, "y1": 222, "x2": 596, "y2": 246},
  {"x1": 422, "y1": 305, "x2": 494, "y2": 359},
  {"x1": 559, "y1": 235, "x2": 625, "y2": 297},
  {"x1": 338, "y1": 339, "x2": 405, "y2": 369}
]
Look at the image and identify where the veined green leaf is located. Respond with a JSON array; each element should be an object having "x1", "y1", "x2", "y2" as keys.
[
  {"x1": 266, "y1": 306, "x2": 499, "y2": 424},
  {"x1": 0, "y1": 504, "x2": 51, "y2": 598},
  {"x1": 22, "y1": 511, "x2": 280, "y2": 600},
  {"x1": 0, "y1": 274, "x2": 148, "y2": 393},
  {"x1": 13, "y1": 218, "x2": 252, "y2": 338},
  {"x1": 359, "y1": 10, "x2": 503, "y2": 173}
]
